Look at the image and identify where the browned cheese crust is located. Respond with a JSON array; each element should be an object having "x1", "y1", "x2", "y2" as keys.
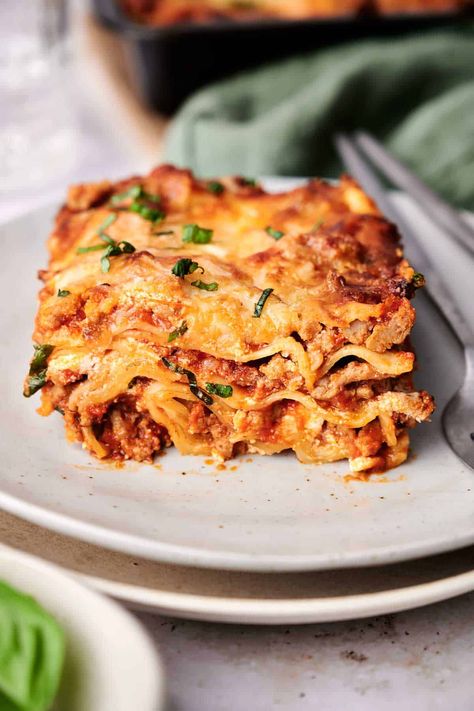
[{"x1": 25, "y1": 165, "x2": 434, "y2": 473}]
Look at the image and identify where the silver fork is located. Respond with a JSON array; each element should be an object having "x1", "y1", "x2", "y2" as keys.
[{"x1": 335, "y1": 133, "x2": 474, "y2": 471}]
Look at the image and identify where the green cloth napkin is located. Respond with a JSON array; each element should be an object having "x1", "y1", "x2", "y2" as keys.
[{"x1": 165, "y1": 25, "x2": 474, "y2": 209}]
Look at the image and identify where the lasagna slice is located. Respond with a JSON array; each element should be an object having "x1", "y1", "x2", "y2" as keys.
[
  {"x1": 120, "y1": 0, "x2": 466, "y2": 24},
  {"x1": 25, "y1": 165, "x2": 434, "y2": 473}
]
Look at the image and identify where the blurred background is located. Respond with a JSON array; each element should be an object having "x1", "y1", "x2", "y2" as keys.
[{"x1": 0, "y1": 0, "x2": 473, "y2": 223}]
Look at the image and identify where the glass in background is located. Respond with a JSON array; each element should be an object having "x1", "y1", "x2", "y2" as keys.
[{"x1": 0, "y1": 0, "x2": 78, "y2": 191}]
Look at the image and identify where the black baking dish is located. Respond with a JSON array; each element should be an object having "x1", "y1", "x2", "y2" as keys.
[{"x1": 93, "y1": 0, "x2": 473, "y2": 115}]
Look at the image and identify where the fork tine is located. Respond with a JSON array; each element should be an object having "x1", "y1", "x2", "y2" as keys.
[
  {"x1": 335, "y1": 133, "x2": 474, "y2": 472},
  {"x1": 335, "y1": 134, "x2": 402, "y2": 226},
  {"x1": 334, "y1": 133, "x2": 474, "y2": 349},
  {"x1": 355, "y1": 131, "x2": 474, "y2": 256}
]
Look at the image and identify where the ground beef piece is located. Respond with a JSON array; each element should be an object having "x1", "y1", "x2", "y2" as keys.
[{"x1": 96, "y1": 401, "x2": 170, "y2": 461}]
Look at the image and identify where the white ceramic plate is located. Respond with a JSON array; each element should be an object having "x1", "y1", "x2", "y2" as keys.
[
  {"x1": 1, "y1": 182, "x2": 473, "y2": 572},
  {"x1": 0, "y1": 546, "x2": 164, "y2": 710},
  {"x1": 1, "y1": 510, "x2": 472, "y2": 625}
]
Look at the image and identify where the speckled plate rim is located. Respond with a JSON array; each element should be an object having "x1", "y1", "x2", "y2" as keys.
[
  {"x1": 1, "y1": 487, "x2": 474, "y2": 573},
  {"x1": 82, "y1": 565, "x2": 474, "y2": 625}
]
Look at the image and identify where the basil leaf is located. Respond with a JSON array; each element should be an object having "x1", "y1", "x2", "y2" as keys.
[
  {"x1": 99, "y1": 241, "x2": 135, "y2": 272},
  {"x1": 99, "y1": 233, "x2": 116, "y2": 246},
  {"x1": 25, "y1": 342, "x2": 54, "y2": 396},
  {"x1": 97, "y1": 213, "x2": 117, "y2": 234},
  {"x1": 182, "y1": 224, "x2": 213, "y2": 244},
  {"x1": 205, "y1": 382, "x2": 233, "y2": 398},
  {"x1": 253, "y1": 288, "x2": 273, "y2": 318},
  {"x1": 168, "y1": 320, "x2": 188, "y2": 343},
  {"x1": 142, "y1": 191, "x2": 161, "y2": 205},
  {"x1": 130, "y1": 202, "x2": 165, "y2": 223},
  {"x1": 189, "y1": 383, "x2": 214, "y2": 406},
  {"x1": 206, "y1": 181, "x2": 224, "y2": 195},
  {"x1": 191, "y1": 280, "x2": 218, "y2": 291},
  {"x1": 76, "y1": 244, "x2": 106, "y2": 254},
  {"x1": 412, "y1": 272, "x2": 425, "y2": 288},
  {"x1": 265, "y1": 226, "x2": 284, "y2": 240},
  {"x1": 162, "y1": 358, "x2": 196, "y2": 381},
  {"x1": 118, "y1": 241, "x2": 136, "y2": 254},
  {"x1": 106, "y1": 244, "x2": 121, "y2": 257},
  {"x1": 0, "y1": 581, "x2": 65, "y2": 711},
  {"x1": 57, "y1": 289, "x2": 70, "y2": 297},
  {"x1": 161, "y1": 357, "x2": 214, "y2": 406},
  {"x1": 101, "y1": 255, "x2": 111, "y2": 273},
  {"x1": 171, "y1": 259, "x2": 203, "y2": 277},
  {"x1": 111, "y1": 184, "x2": 162, "y2": 207},
  {"x1": 110, "y1": 184, "x2": 143, "y2": 204},
  {"x1": 162, "y1": 357, "x2": 187, "y2": 375},
  {"x1": 29, "y1": 344, "x2": 54, "y2": 375},
  {"x1": 24, "y1": 370, "x2": 48, "y2": 397}
]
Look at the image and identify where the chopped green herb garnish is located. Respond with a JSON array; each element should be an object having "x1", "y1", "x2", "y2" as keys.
[
  {"x1": 130, "y1": 202, "x2": 165, "y2": 223},
  {"x1": 77, "y1": 229, "x2": 136, "y2": 270},
  {"x1": 168, "y1": 320, "x2": 188, "y2": 343},
  {"x1": 99, "y1": 233, "x2": 116, "y2": 246},
  {"x1": 110, "y1": 184, "x2": 143, "y2": 205},
  {"x1": 111, "y1": 184, "x2": 164, "y2": 220},
  {"x1": 110, "y1": 184, "x2": 162, "y2": 209},
  {"x1": 29, "y1": 344, "x2": 54, "y2": 375},
  {"x1": 24, "y1": 344, "x2": 54, "y2": 397},
  {"x1": 265, "y1": 226, "x2": 284, "y2": 240},
  {"x1": 242, "y1": 177, "x2": 257, "y2": 187},
  {"x1": 119, "y1": 240, "x2": 136, "y2": 253},
  {"x1": 207, "y1": 181, "x2": 224, "y2": 195},
  {"x1": 153, "y1": 230, "x2": 175, "y2": 236},
  {"x1": 190, "y1": 385, "x2": 214, "y2": 407},
  {"x1": 171, "y1": 258, "x2": 203, "y2": 277},
  {"x1": 77, "y1": 243, "x2": 107, "y2": 254},
  {"x1": 100, "y1": 254, "x2": 112, "y2": 273},
  {"x1": 191, "y1": 280, "x2": 218, "y2": 291},
  {"x1": 101, "y1": 245, "x2": 120, "y2": 273},
  {"x1": 143, "y1": 192, "x2": 160, "y2": 204},
  {"x1": 57, "y1": 289, "x2": 71, "y2": 297},
  {"x1": 100, "y1": 240, "x2": 135, "y2": 273},
  {"x1": 77, "y1": 211, "x2": 119, "y2": 254},
  {"x1": 253, "y1": 288, "x2": 273, "y2": 318},
  {"x1": 161, "y1": 357, "x2": 188, "y2": 376},
  {"x1": 412, "y1": 272, "x2": 425, "y2": 288},
  {"x1": 182, "y1": 224, "x2": 213, "y2": 244},
  {"x1": 97, "y1": 213, "x2": 117, "y2": 234},
  {"x1": 161, "y1": 357, "x2": 214, "y2": 406},
  {"x1": 24, "y1": 372, "x2": 48, "y2": 397},
  {"x1": 205, "y1": 382, "x2": 233, "y2": 398}
]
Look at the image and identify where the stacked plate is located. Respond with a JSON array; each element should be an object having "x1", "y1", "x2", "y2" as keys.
[
  {"x1": 1, "y1": 187, "x2": 473, "y2": 626},
  {"x1": 0, "y1": 546, "x2": 164, "y2": 710}
]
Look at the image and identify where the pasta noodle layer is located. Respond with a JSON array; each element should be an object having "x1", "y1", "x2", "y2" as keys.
[{"x1": 25, "y1": 165, "x2": 434, "y2": 473}]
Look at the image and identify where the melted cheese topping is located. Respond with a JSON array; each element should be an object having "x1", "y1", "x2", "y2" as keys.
[{"x1": 27, "y1": 165, "x2": 434, "y2": 472}]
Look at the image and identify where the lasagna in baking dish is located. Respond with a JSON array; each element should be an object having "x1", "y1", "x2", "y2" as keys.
[
  {"x1": 120, "y1": 0, "x2": 468, "y2": 24},
  {"x1": 25, "y1": 166, "x2": 434, "y2": 473}
]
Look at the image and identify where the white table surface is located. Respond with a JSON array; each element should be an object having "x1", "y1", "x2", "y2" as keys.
[
  {"x1": 1, "y1": 50, "x2": 473, "y2": 711},
  {"x1": 134, "y1": 592, "x2": 474, "y2": 711}
]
